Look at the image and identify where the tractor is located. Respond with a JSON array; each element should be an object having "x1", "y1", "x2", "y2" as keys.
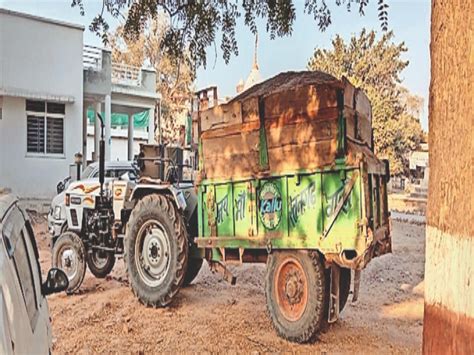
[{"x1": 52, "y1": 114, "x2": 202, "y2": 297}]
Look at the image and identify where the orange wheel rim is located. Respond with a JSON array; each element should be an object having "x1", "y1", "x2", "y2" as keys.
[{"x1": 274, "y1": 257, "x2": 308, "y2": 322}]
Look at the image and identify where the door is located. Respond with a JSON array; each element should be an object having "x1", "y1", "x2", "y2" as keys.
[{"x1": 2, "y1": 206, "x2": 50, "y2": 353}]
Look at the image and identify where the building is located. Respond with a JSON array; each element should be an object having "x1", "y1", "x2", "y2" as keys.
[
  {"x1": 409, "y1": 142, "x2": 429, "y2": 187},
  {"x1": 236, "y1": 34, "x2": 262, "y2": 94},
  {"x1": 0, "y1": 8, "x2": 158, "y2": 208}
]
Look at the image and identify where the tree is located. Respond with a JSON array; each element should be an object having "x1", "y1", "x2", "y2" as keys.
[
  {"x1": 72, "y1": 0, "x2": 389, "y2": 68},
  {"x1": 424, "y1": 2, "x2": 474, "y2": 353},
  {"x1": 307, "y1": 29, "x2": 424, "y2": 175},
  {"x1": 109, "y1": 17, "x2": 195, "y2": 143}
]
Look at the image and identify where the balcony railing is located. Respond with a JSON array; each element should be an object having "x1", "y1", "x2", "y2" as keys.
[
  {"x1": 111, "y1": 63, "x2": 142, "y2": 87},
  {"x1": 83, "y1": 45, "x2": 142, "y2": 87},
  {"x1": 83, "y1": 45, "x2": 102, "y2": 71}
]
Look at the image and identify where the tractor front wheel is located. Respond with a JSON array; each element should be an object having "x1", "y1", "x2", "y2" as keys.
[
  {"x1": 52, "y1": 231, "x2": 86, "y2": 294},
  {"x1": 125, "y1": 194, "x2": 188, "y2": 307},
  {"x1": 86, "y1": 250, "x2": 115, "y2": 278},
  {"x1": 265, "y1": 250, "x2": 327, "y2": 343}
]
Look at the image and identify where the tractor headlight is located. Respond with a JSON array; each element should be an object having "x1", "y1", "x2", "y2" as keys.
[{"x1": 53, "y1": 205, "x2": 62, "y2": 220}]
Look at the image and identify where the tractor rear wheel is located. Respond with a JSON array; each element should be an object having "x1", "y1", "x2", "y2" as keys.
[
  {"x1": 182, "y1": 257, "x2": 203, "y2": 286},
  {"x1": 125, "y1": 194, "x2": 188, "y2": 307},
  {"x1": 52, "y1": 231, "x2": 86, "y2": 294},
  {"x1": 265, "y1": 250, "x2": 327, "y2": 343}
]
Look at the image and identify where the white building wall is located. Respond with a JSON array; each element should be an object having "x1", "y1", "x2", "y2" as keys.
[
  {"x1": 0, "y1": 9, "x2": 84, "y2": 199},
  {"x1": 86, "y1": 128, "x2": 147, "y2": 162},
  {"x1": 0, "y1": 97, "x2": 83, "y2": 199}
]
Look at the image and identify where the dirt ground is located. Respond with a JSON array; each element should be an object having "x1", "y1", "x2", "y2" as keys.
[{"x1": 32, "y1": 214, "x2": 425, "y2": 354}]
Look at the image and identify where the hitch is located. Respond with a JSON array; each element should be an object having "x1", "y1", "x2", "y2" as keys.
[{"x1": 209, "y1": 261, "x2": 237, "y2": 285}]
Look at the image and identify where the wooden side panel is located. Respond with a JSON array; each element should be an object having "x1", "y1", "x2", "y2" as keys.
[
  {"x1": 355, "y1": 89, "x2": 371, "y2": 122},
  {"x1": 200, "y1": 101, "x2": 242, "y2": 132},
  {"x1": 198, "y1": 82, "x2": 374, "y2": 180},
  {"x1": 266, "y1": 118, "x2": 337, "y2": 147},
  {"x1": 201, "y1": 130, "x2": 260, "y2": 180},
  {"x1": 267, "y1": 140, "x2": 337, "y2": 173},
  {"x1": 343, "y1": 79, "x2": 372, "y2": 148},
  {"x1": 264, "y1": 85, "x2": 338, "y2": 122},
  {"x1": 358, "y1": 113, "x2": 372, "y2": 146},
  {"x1": 241, "y1": 97, "x2": 259, "y2": 123}
]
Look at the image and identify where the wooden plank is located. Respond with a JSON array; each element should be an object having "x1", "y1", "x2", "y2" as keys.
[
  {"x1": 344, "y1": 107, "x2": 372, "y2": 148},
  {"x1": 264, "y1": 85, "x2": 339, "y2": 121},
  {"x1": 355, "y1": 89, "x2": 371, "y2": 122},
  {"x1": 267, "y1": 140, "x2": 337, "y2": 173},
  {"x1": 200, "y1": 120, "x2": 260, "y2": 140},
  {"x1": 202, "y1": 131, "x2": 260, "y2": 158},
  {"x1": 203, "y1": 152, "x2": 260, "y2": 180},
  {"x1": 266, "y1": 118, "x2": 338, "y2": 148},
  {"x1": 265, "y1": 106, "x2": 339, "y2": 128}
]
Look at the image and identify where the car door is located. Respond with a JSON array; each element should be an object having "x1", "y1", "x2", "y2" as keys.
[{"x1": 1, "y1": 206, "x2": 50, "y2": 354}]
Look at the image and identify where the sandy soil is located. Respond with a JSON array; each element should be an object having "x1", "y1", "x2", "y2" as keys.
[{"x1": 32, "y1": 217, "x2": 425, "y2": 354}]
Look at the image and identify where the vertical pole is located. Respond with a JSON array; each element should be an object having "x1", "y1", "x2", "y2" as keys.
[
  {"x1": 82, "y1": 103, "x2": 88, "y2": 167},
  {"x1": 128, "y1": 112, "x2": 134, "y2": 161},
  {"x1": 148, "y1": 106, "x2": 156, "y2": 144},
  {"x1": 158, "y1": 101, "x2": 162, "y2": 145},
  {"x1": 104, "y1": 94, "x2": 111, "y2": 161},
  {"x1": 94, "y1": 102, "x2": 101, "y2": 162}
]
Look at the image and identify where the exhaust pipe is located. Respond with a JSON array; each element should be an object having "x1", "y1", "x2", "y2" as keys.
[{"x1": 97, "y1": 113, "x2": 105, "y2": 199}]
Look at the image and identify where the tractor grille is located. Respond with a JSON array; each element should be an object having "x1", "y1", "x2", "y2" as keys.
[{"x1": 71, "y1": 210, "x2": 79, "y2": 227}]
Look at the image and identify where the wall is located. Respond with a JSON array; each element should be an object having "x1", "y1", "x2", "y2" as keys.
[
  {"x1": 424, "y1": 1, "x2": 474, "y2": 353},
  {"x1": 0, "y1": 9, "x2": 83, "y2": 200},
  {"x1": 85, "y1": 126, "x2": 147, "y2": 162}
]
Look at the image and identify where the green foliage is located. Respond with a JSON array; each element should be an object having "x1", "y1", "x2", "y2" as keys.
[
  {"x1": 72, "y1": 0, "x2": 389, "y2": 68},
  {"x1": 308, "y1": 29, "x2": 424, "y2": 175}
]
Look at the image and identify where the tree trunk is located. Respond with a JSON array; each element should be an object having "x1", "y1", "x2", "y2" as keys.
[{"x1": 424, "y1": 1, "x2": 474, "y2": 353}]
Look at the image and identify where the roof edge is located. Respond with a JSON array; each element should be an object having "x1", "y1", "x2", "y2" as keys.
[{"x1": 0, "y1": 7, "x2": 85, "y2": 31}]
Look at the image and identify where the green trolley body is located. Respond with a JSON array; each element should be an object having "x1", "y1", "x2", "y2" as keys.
[{"x1": 195, "y1": 72, "x2": 391, "y2": 270}]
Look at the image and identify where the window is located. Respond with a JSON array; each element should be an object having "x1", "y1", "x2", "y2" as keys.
[
  {"x1": 26, "y1": 100, "x2": 65, "y2": 155},
  {"x1": 3, "y1": 207, "x2": 40, "y2": 330},
  {"x1": 12, "y1": 232, "x2": 38, "y2": 327}
]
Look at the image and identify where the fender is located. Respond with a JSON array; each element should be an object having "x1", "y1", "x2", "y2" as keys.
[{"x1": 129, "y1": 184, "x2": 187, "y2": 211}]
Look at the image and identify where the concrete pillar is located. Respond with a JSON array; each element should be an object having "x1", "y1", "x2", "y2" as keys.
[
  {"x1": 82, "y1": 102, "x2": 88, "y2": 167},
  {"x1": 127, "y1": 113, "x2": 134, "y2": 161},
  {"x1": 104, "y1": 95, "x2": 111, "y2": 161},
  {"x1": 148, "y1": 106, "x2": 155, "y2": 143},
  {"x1": 94, "y1": 102, "x2": 101, "y2": 162}
]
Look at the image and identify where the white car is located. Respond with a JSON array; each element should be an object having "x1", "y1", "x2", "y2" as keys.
[{"x1": 0, "y1": 190, "x2": 68, "y2": 354}]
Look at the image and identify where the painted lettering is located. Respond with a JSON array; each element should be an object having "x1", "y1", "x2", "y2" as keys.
[
  {"x1": 289, "y1": 182, "x2": 316, "y2": 226},
  {"x1": 235, "y1": 191, "x2": 246, "y2": 221}
]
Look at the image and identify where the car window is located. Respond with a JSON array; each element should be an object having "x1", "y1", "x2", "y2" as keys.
[
  {"x1": 81, "y1": 164, "x2": 96, "y2": 179},
  {"x1": 111, "y1": 169, "x2": 134, "y2": 178},
  {"x1": 11, "y1": 231, "x2": 39, "y2": 329},
  {"x1": 22, "y1": 224, "x2": 42, "y2": 310},
  {"x1": 91, "y1": 167, "x2": 133, "y2": 178}
]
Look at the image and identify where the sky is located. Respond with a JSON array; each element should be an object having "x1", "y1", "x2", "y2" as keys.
[{"x1": 0, "y1": 0, "x2": 431, "y2": 130}]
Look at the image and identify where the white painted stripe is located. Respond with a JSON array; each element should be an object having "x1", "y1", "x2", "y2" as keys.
[{"x1": 425, "y1": 226, "x2": 474, "y2": 318}]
